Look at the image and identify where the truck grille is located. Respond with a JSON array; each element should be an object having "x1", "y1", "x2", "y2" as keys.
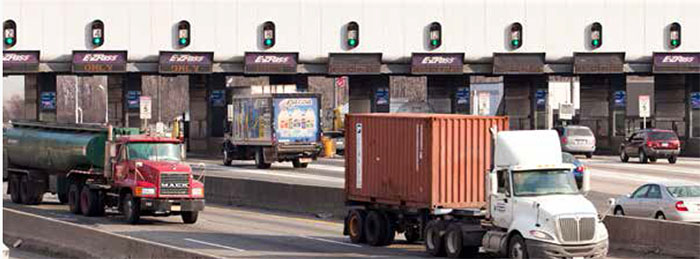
[
  {"x1": 159, "y1": 173, "x2": 190, "y2": 196},
  {"x1": 558, "y1": 217, "x2": 596, "y2": 242}
]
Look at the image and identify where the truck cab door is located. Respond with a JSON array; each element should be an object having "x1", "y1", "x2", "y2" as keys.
[
  {"x1": 491, "y1": 169, "x2": 514, "y2": 228},
  {"x1": 113, "y1": 144, "x2": 128, "y2": 181}
]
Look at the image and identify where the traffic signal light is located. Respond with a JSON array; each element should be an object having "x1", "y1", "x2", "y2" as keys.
[
  {"x1": 262, "y1": 21, "x2": 275, "y2": 48},
  {"x1": 177, "y1": 20, "x2": 191, "y2": 47},
  {"x1": 669, "y1": 22, "x2": 681, "y2": 48},
  {"x1": 510, "y1": 22, "x2": 522, "y2": 49},
  {"x1": 4, "y1": 20, "x2": 16, "y2": 47},
  {"x1": 346, "y1": 21, "x2": 359, "y2": 49},
  {"x1": 590, "y1": 22, "x2": 602, "y2": 49},
  {"x1": 91, "y1": 20, "x2": 104, "y2": 47},
  {"x1": 428, "y1": 22, "x2": 441, "y2": 49}
]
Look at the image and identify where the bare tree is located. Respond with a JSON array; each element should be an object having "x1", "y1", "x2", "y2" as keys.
[{"x1": 4, "y1": 95, "x2": 25, "y2": 122}]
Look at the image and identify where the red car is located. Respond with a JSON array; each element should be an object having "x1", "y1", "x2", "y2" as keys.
[{"x1": 619, "y1": 129, "x2": 681, "y2": 164}]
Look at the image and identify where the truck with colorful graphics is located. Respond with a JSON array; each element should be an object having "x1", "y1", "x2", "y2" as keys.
[
  {"x1": 222, "y1": 93, "x2": 322, "y2": 169},
  {"x1": 4, "y1": 121, "x2": 205, "y2": 224}
]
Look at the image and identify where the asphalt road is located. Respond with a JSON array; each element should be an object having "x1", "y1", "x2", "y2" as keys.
[{"x1": 4, "y1": 155, "x2": 697, "y2": 258}]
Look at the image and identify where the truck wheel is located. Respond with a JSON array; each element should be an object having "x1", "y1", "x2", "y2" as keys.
[
  {"x1": 58, "y1": 192, "x2": 69, "y2": 204},
  {"x1": 668, "y1": 156, "x2": 677, "y2": 164},
  {"x1": 364, "y1": 210, "x2": 389, "y2": 246},
  {"x1": 347, "y1": 209, "x2": 367, "y2": 243},
  {"x1": 425, "y1": 220, "x2": 446, "y2": 257},
  {"x1": 223, "y1": 150, "x2": 232, "y2": 166},
  {"x1": 20, "y1": 175, "x2": 42, "y2": 205},
  {"x1": 9, "y1": 175, "x2": 22, "y2": 204},
  {"x1": 181, "y1": 211, "x2": 199, "y2": 224},
  {"x1": 80, "y1": 185, "x2": 104, "y2": 217},
  {"x1": 68, "y1": 182, "x2": 82, "y2": 214},
  {"x1": 255, "y1": 149, "x2": 271, "y2": 169},
  {"x1": 292, "y1": 159, "x2": 309, "y2": 168},
  {"x1": 122, "y1": 193, "x2": 141, "y2": 224},
  {"x1": 508, "y1": 234, "x2": 529, "y2": 259},
  {"x1": 379, "y1": 211, "x2": 395, "y2": 246},
  {"x1": 404, "y1": 226, "x2": 421, "y2": 243},
  {"x1": 586, "y1": 152, "x2": 593, "y2": 159},
  {"x1": 445, "y1": 224, "x2": 478, "y2": 258}
]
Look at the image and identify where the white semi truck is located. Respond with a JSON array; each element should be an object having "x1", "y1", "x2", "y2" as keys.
[{"x1": 343, "y1": 116, "x2": 608, "y2": 259}]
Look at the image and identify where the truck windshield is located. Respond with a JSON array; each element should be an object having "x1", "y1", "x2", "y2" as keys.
[
  {"x1": 128, "y1": 143, "x2": 182, "y2": 162},
  {"x1": 512, "y1": 169, "x2": 579, "y2": 196}
]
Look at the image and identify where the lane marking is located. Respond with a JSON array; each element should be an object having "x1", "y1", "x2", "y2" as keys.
[
  {"x1": 298, "y1": 235, "x2": 363, "y2": 248},
  {"x1": 587, "y1": 162, "x2": 700, "y2": 176},
  {"x1": 184, "y1": 238, "x2": 246, "y2": 252}
]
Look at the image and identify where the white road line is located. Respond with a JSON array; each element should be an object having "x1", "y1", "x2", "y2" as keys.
[
  {"x1": 298, "y1": 235, "x2": 363, "y2": 248},
  {"x1": 588, "y1": 162, "x2": 700, "y2": 176},
  {"x1": 184, "y1": 238, "x2": 246, "y2": 252}
]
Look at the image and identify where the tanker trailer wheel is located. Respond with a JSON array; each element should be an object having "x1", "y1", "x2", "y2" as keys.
[
  {"x1": 122, "y1": 193, "x2": 141, "y2": 224},
  {"x1": 181, "y1": 211, "x2": 199, "y2": 224},
  {"x1": 19, "y1": 175, "x2": 42, "y2": 205},
  {"x1": 425, "y1": 220, "x2": 446, "y2": 257},
  {"x1": 9, "y1": 175, "x2": 22, "y2": 204},
  {"x1": 80, "y1": 185, "x2": 104, "y2": 217},
  {"x1": 68, "y1": 181, "x2": 82, "y2": 214},
  {"x1": 365, "y1": 210, "x2": 390, "y2": 246},
  {"x1": 347, "y1": 209, "x2": 367, "y2": 243}
]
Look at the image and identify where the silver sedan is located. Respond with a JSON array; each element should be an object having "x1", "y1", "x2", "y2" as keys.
[{"x1": 612, "y1": 182, "x2": 700, "y2": 223}]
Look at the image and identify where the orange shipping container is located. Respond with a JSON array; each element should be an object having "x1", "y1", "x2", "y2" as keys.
[{"x1": 345, "y1": 113, "x2": 509, "y2": 210}]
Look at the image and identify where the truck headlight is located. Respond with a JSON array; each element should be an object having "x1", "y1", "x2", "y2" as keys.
[
  {"x1": 529, "y1": 230, "x2": 555, "y2": 241},
  {"x1": 192, "y1": 188, "x2": 204, "y2": 197},
  {"x1": 137, "y1": 187, "x2": 156, "y2": 196}
]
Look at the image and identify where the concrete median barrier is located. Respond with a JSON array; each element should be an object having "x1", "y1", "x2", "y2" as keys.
[
  {"x1": 604, "y1": 215, "x2": 700, "y2": 258},
  {"x1": 204, "y1": 176, "x2": 347, "y2": 219},
  {"x1": 2, "y1": 208, "x2": 217, "y2": 259}
]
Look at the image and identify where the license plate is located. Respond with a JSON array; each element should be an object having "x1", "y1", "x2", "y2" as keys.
[
  {"x1": 662, "y1": 143, "x2": 669, "y2": 147},
  {"x1": 171, "y1": 205, "x2": 181, "y2": 211},
  {"x1": 299, "y1": 158, "x2": 312, "y2": 163}
]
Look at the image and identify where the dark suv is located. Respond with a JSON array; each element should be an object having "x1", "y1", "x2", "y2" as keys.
[{"x1": 620, "y1": 129, "x2": 680, "y2": 164}]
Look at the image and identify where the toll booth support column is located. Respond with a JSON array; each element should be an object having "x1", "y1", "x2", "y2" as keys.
[
  {"x1": 23, "y1": 74, "x2": 38, "y2": 121},
  {"x1": 189, "y1": 75, "x2": 208, "y2": 152},
  {"x1": 207, "y1": 74, "x2": 228, "y2": 153},
  {"x1": 107, "y1": 75, "x2": 124, "y2": 126},
  {"x1": 688, "y1": 75, "x2": 700, "y2": 156}
]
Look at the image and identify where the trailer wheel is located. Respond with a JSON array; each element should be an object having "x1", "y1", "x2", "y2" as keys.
[
  {"x1": 379, "y1": 211, "x2": 395, "y2": 246},
  {"x1": 80, "y1": 185, "x2": 104, "y2": 217},
  {"x1": 425, "y1": 220, "x2": 446, "y2": 257},
  {"x1": 223, "y1": 150, "x2": 233, "y2": 166},
  {"x1": 9, "y1": 175, "x2": 22, "y2": 204},
  {"x1": 122, "y1": 193, "x2": 141, "y2": 224},
  {"x1": 255, "y1": 149, "x2": 271, "y2": 169},
  {"x1": 181, "y1": 211, "x2": 199, "y2": 224},
  {"x1": 508, "y1": 234, "x2": 528, "y2": 259},
  {"x1": 404, "y1": 227, "x2": 421, "y2": 244},
  {"x1": 365, "y1": 210, "x2": 389, "y2": 246},
  {"x1": 292, "y1": 159, "x2": 309, "y2": 168},
  {"x1": 68, "y1": 182, "x2": 82, "y2": 214},
  {"x1": 347, "y1": 209, "x2": 367, "y2": 243},
  {"x1": 19, "y1": 175, "x2": 42, "y2": 205},
  {"x1": 58, "y1": 192, "x2": 69, "y2": 204}
]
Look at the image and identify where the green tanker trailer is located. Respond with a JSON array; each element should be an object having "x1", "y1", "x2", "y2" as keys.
[{"x1": 4, "y1": 121, "x2": 205, "y2": 224}]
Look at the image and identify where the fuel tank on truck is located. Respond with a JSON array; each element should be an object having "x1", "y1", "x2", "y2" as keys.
[
  {"x1": 4, "y1": 122, "x2": 108, "y2": 172},
  {"x1": 345, "y1": 113, "x2": 509, "y2": 209}
]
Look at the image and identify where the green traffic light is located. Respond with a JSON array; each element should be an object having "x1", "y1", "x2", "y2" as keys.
[
  {"x1": 592, "y1": 39, "x2": 600, "y2": 46},
  {"x1": 93, "y1": 37, "x2": 102, "y2": 45},
  {"x1": 264, "y1": 39, "x2": 273, "y2": 46},
  {"x1": 431, "y1": 39, "x2": 438, "y2": 46},
  {"x1": 179, "y1": 38, "x2": 187, "y2": 45},
  {"x1": 671, "y1": 39, "x2": 679, "y2": 46},
  {"x1": 348, "y1": 39, "x2": 357, "y2": 46},
  {"x1": 511, "y1": 39, "x2": 520, "y2": 47},
  {"x1": 5, "y1": 38, "x2": 13, "y2": 45}
]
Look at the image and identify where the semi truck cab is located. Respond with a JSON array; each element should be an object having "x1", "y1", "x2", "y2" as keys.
[{"x1": 483, "y1": 130, "x2": 608, "y2": 258}]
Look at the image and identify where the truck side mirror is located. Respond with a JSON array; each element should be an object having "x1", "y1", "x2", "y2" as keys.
[
  {"x1": 581, "y1": 168, "x2": 591, "y2": 193},
  {"x1": 489, "y1": 172, "x2": 498, "y2": 195}
]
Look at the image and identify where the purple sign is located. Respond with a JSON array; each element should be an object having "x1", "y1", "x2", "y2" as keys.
[
  {"x1": 72, "y1": 50, "x2": 127, "y2": 73},
  {"x1": 653, "y1": 53, "x2": 700, "y2": 73},
  {"x1": 411, "y1": 53, "x2": 464, "y2": 74},
  {"x1": 3, "y1": 51, "x2": 40, "y2": 73},
  {"x1": 159, "y1": 51, "x2": 214, "y2": 74},
  {"x1": 244, "y1": 52, "x2": 298, "y2": 74}
]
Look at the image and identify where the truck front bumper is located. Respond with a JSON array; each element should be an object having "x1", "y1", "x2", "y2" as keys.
[
  {"x1": 140, "y1": 198, "x2": 205, "y2": 213},
  {"x1": 525, "y1": 239, "x2": 608, "y2": 259}
]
